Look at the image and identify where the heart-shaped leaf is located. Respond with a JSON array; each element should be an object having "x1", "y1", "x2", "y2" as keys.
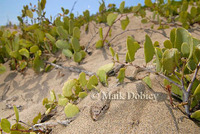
[
  {"x1": 107, "y1": 13, "x2": 118, "y2": 26},
  {"x1": 1, "y1": 119, "x2": 11, "y2": 133},
  {"x1": 62, "y1": 79, "x2": 77, "y2": 97},
  {"x1": 19, "y1": 48, "x2": 29, "y2": 59},
  {"x1": 121, "y1": 16, "x2": 130, "y2": 30},
  {"x1": 73, "y1": 52, "x2": 82, "y2": 63},
  {"x1": 56, "y1": 40, "x2": 70, "y2": 49},
  {"x1": 0, "y1": 64, "x2": 6, "y2": 74},
  {"x1": 78, "y1": 72, "x2": 87, "y2": 87},
  {"x1": 117, "y1": 68, "x2": 125, "y2": 83},
  {"x1": 87, "y1": 75, "x2": 98, "y2": 90},
  {"x1": 64, "y1": 103, "x2": 79, "y2": 118},
  {"x1": 144, "y1": 34, "x2": 154, "y2": 64},
  {"x1": 119, "y1": 1, "x2": 125, "y2": 13}
]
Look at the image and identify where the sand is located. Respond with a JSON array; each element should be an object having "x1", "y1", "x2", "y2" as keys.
[{"x1": 0, "y1": 11, "x2": 200, "y2": 133}]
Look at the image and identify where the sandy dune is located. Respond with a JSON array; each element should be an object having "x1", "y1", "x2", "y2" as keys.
[{"x1": 0, "y1": 12, "x2": 200, "y2": 133}]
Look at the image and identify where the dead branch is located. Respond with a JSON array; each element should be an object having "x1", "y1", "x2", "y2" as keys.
[
  {"x1": 106, "y1": 28, "x2": 143, "y2": 46},
  {"x1": 70, "y1": 1, "x2": 78, "y2": 14},
  {"x1": 44, "y1": 61, "x2": 95, "y2": 76}
]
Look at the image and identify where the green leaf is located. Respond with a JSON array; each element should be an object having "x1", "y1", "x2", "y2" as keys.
[
  {"x1": 155, "y1": 48, "x2": 162, "y2": 72},
  {"x1": 56, "y1": 40, "x2": 70, "y2": 49},
  {"x1": 1, "y1": 119, "x2": 11, "y2": 133},
  {"x1": 45, "y1": 108, "x2": 52, "y2": 115},
  {"x1": 164, "y1": 40, "x2": 173, "y2": 49},
  {"x1": 98, "y1": 70, "x2": 108, "y2": 85},
  {"x1": 30, "y1": 45, "x2": 39, "y2": 53},
  {"x1": 120, "y1": 16, "x2": 130, "y2": 30},
  {"x1": 32, "y1": 113, "x2": 41, "y2": 124},
  {"x1": 191, "y1": 110, "x2": 200, "y2": 121},
  {"x1": 116, "y1": 53, "x2": 119, "y2": 62},
  {"x1": 50, "y1": 90, "x2": 56, "y2": 102},
  {"x1": 13, "y1": 105, "x2": 19, "y2": 123},
  {"x1": 175, "y1": 28, "x2": 190, "y2": 51},
  {"x1": 19, "y1": 48, "x2": 29, "y2": 59},
  {"x1": 71, "y1": 37, "x2": 81, "y2": 52},
  {"x1": 75, "y1": 85, "x2": 82, "y2": 95},
  {"x1": 181, "y1": 42, "x2": 190, "y2": 57},
  {"x1": 96, "y1": 40, "x2": 103, "y2": 48},
  {"x1": 56, "y1": 26, "x2": 68, "y2": 39},
  {"x1": 186, "y1": 59, "x2": 197, "y2": 71},
  {"x1": 193, "y1": 38, "x2": 200, "y2": 47},
  {"x1": 145, "y1": 0, "x2": 153, "y2": 7},
  {"x1": 119, "y1": 1, "x2": 125, "y2": 13},
  {"x1": 55, "y1": 17, "x2": 63, "y2": 27},
  {"x1": 193, "y1": 84, "x2": 200, "y2": 97},
  {"x1": 19, "y1": 39, "x2": 33, "y2": 48},
  {"x1": 154, "y1": 41, "x2": 159, "y2": 47},
  {"x1": 191, "y1": 7, "x2": 197, "y2": 18},
  {"x1": 126, "y1": 36, "x2": 140, "y2": 62},
  {"x1": 107, "y1": 13, "x2": 118, "y2": 26},
  {"x1": 33, "y1": 55, "x2": 44, "y2": 73},
  {"x1": 109, "y1": 47, "x2": 115, "y2": 57},
  {"x1": 87, "y1": 75, "x2": 98, "y2": 90},
  {"x1": 132, "y1": 4, "x2": 141, "y2": 13},
  {"x1": 26, "y1": 10, "x2": 33, "y2": 18},
  {"x1": 142, "y1": 76, "x2": 152, "y2": 88},
  {"x1": 181, "y1": 1, "x2": 188, "y2": 11},
  {"x1": 99, "y1": 27, "x2": 103, "y2": 39},
  {"x1": 162, "y1": 48, "x2": 179, "y2": 73},
  {"x1": 73, "y1": 52, "x2": 82, "y2": 63},
  {"x1": 62, "y1": 79, "x2": 77, "y2": 97},
  {"x1": 99, "y1": 2, "x2": 105, "y2": 12},
  {"x1": 41, "y1": 0, "x2": 46, "y2": 10},
  {"x1": 80, "y1": 50, "x2": 86, "y2": 59},
  {"x1": 62, "y1": 49, "x2": 73, "y2": 58},
  {"x1": 69, "y1": 20, "x2": 74, "y2": 35},
  {"x1": 19, "y1": 60, "x2": 27, "y2": 70},
  {"x1": 43, "y1": 98, "x2": 49, "y2": 106},
  {"x1": 144, "y1": 34, "x2": 154, "y2": 64},
  {"x1": 0, "y1": 64, "x2": 6, "y2": 74},
  {"x1": 9, "y1": 51, "x2": 21, "y2": 60},
  {"x1": 73, "y1": 27, "x2": 80, "y2": 39},
  {"x1": 45, "y1": 33, "x2": 56, "y2": 43},
  {"x1": 141, "y1": 19, "x2": 148, "y2": 24},
  {"x1": 117, "y1": 68, "x2": 125, "y2": 83},
  {"x1": 78, "y1": 92, "x2": 88, "y2": 99},
  {"x1": 11, "y1": 123, "x2": 26, "y2": 134},
  {"x1": 126, "y1": 52, "x2": 131, "y2": 63},
  {"x1": 97, "y1": 63, "x2": 114, "y2": 76},
  {"x1": 64, "y1": 103, "x2": 79, "y2": 118},
  {"x1": 78, "y1": 72, "x2": 87, "y2": 87},
  {"x1": 170, "y1": 28, "x2": 176, "y2": 46},
  {"x1": 194, "y1": 44, "x2": 200, "y2": 62},
  {"x1": 58, "y1": 95, "x2": 69, "y2": 106}
]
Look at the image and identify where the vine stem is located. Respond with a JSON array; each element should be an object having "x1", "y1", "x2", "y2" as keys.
[
  {"x1": 103, "y1": 14, "x2": 126, "y2": 45},
  {"x1": 131, "y1": 64, "x2": 183, "y2": 89},
  {"x1": 106, "y1": 28, "x2": 143, "y2": 46},
  {"x1": 184, "y1": 62, "x2": 200, "y2": 116},
  {"x1": 44, "y1": 61, "x2": 95, "y2": 76}
]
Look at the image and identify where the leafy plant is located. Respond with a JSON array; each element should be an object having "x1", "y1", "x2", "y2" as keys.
[
  {"x1": 43, "y1": 72, "x2": 100, "y2": 118},
  {"x1": 133, "y1": 0, "x2": 200, "y2": 29},
  {"x1": 95, "y1": 1, "x2": 130, "y2": 48},
  {"x1": 109, "y1": 27, "x2": 200, "y2": 121},
  {"x1": 0, "y1": 106, "x2": 44, "y2": 133}
]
